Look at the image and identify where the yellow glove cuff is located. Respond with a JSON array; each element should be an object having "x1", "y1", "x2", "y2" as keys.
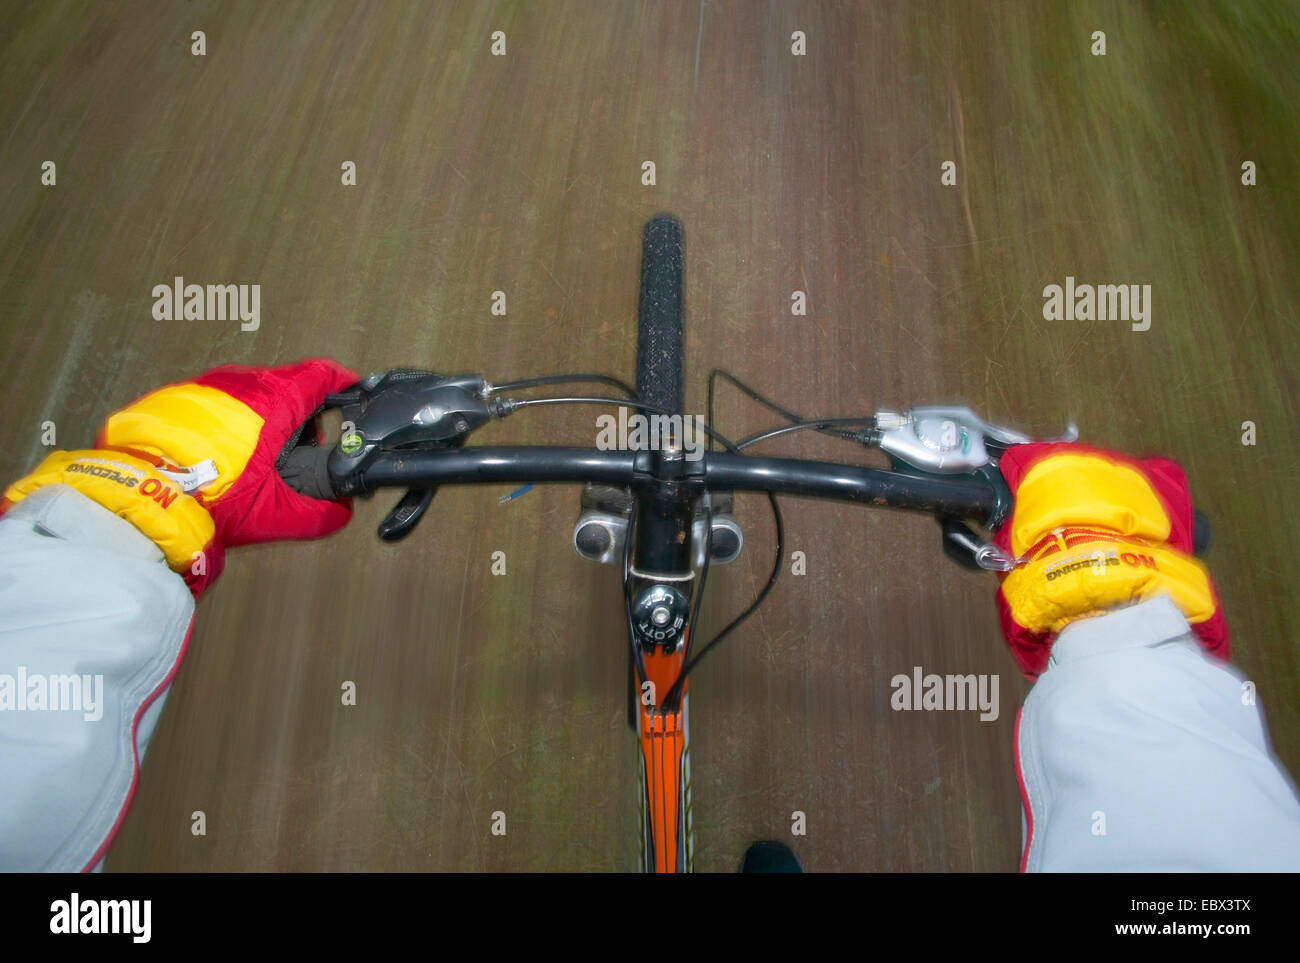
[
  {"x1": 3, "y1": 450, "x2": 215, "y2": 572},
  {"x1": 1001, "y1": 531, "x2": 1217, "y2": 634}
]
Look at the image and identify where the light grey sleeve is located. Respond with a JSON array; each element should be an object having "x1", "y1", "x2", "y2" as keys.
[
  {"x1": 1016, "y1": 594, "x2": 1300, "y2": 871},
  {"x1": 0, "y1": 484, "x2": 194, "y2": 872}
]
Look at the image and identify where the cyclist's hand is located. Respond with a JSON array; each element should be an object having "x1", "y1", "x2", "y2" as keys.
[
  {"x1": 992, "y1": 443, "x2": 1228, "y2": 679},
  {"x1": 2, "y1": 358, "x2": 357, "y2": 595}
]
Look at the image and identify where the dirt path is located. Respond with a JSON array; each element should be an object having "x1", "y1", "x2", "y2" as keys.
[{"x1": 1, "y1": 0, "x2": 1295, "y2": 871}]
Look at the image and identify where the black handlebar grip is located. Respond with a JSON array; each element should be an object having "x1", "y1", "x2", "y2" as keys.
[
  {"x1": 278, "y1": 446, "x2": 338, "y2": 500},
  {"x1": 1192, "y1": 509, "x2": 1211, "y2": 557}
]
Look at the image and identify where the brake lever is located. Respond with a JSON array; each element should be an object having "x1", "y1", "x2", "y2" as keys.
[
  {"x1": 910, "y1": 406, "x2": 1078, "y2": 447},
  {"x1": 378, "y1": 488, "x2": 437, "y2": 541},
  {"x1": 940, "y1": 519, "x2": 1024, "y2": 572},
  {"x1": 873, "y1": 406, "x2": 1078, "y2": 474}
]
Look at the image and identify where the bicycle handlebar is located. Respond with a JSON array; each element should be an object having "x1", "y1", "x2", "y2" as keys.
[{"x1": 284, "y1": 444, "x2": 1005, "y2": 525}]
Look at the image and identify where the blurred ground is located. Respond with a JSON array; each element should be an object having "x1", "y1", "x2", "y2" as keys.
[{"x1": 0, "y1": 0, "x2": 1296, "y2": 871}]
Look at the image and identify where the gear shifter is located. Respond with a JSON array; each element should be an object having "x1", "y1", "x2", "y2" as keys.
[{"x1": 874, "y1": 406, "x2": 1078, "y2": 473}]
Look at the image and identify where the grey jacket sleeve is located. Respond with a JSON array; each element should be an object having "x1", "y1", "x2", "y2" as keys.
[
  {"x1": 1016, "y1": 594, "x2": 1300, "y2": 871},
  {"x1": 0, "y1": 484, "x2": 194, "y2": 872}
]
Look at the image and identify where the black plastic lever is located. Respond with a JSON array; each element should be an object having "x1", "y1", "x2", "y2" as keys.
[
  {"x1": 940, "y1": 518, "x2": 987, "y2": 571},
  {"x1": 1192, "y1": 509, "x2": 1211, "y2": 557},
  {"x1": 377, "y1": 487, "x2": 436, "y2": 542}
]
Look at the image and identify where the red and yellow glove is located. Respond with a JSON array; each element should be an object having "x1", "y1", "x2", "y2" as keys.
[
  {"x1": 1, "y1": 359, "x2": 357, "y2": 595},
  {"x1": 993, "y1": 443, "x2": 1228, "y2": 679}
]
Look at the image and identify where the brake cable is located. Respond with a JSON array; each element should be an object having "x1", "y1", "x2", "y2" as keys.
[
  {"x1": 736, "y1": 417, "x2": 879, "y2": 451},
  {"x1": 665, "y1": 498, "x2": 713, "y2": 711},
  {"x1": 487, "y1": 372, "x2": 637, "y2": 397},
  {"x1": 667, "y1": 372, "x2": 883, "y2": 706},
  {"x1": 664, "y1": 489, "x2": 783, "y2": 710},
  {"x1": 490, "y1": 388, "x2": 789, "y2": 713},
  {"x1": 497, "y1": 396, "x2": 739, "y2": 452},
  {"x1": 493, "y1": 391, "x2": 751, "y2": 710},
  {"x1": 709, "y1": 369, "x2": 867, "y2": 445}
]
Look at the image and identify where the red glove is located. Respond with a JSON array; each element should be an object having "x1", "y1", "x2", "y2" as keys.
[
  {"x1": 992, "y1": 443, "x2": 1228, "y2": 679},
  {"x1": 3, "y1": 359, "x2": 358, "y2": 595}
]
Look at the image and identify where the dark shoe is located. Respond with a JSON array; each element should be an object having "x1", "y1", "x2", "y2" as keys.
[{"x1": 740, "y1": 840, "x2": 803, "y2": 873}]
